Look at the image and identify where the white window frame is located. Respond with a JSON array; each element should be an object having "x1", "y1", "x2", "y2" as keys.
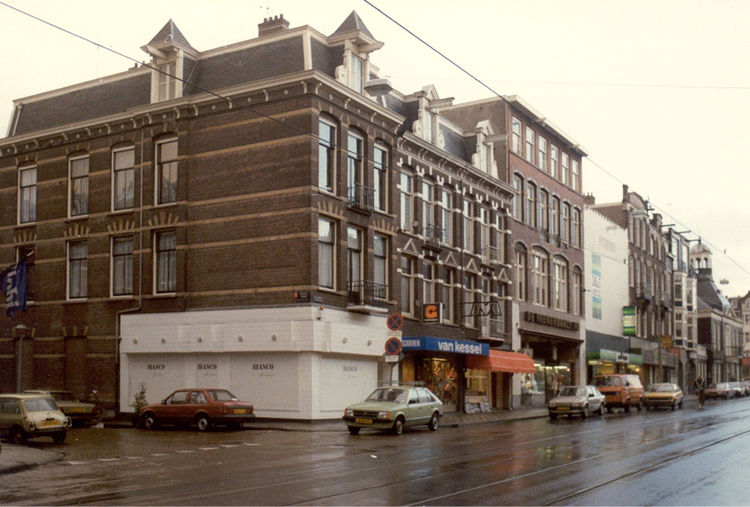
[
  {"x1": 561, "y1": 152, "x2": 570, "y2": 186},
  {"x1": 550, "y1": 145, "x2": 559, "y2": 179},
  {"x1": 511, "y1": 117, "x2": 522, "y2": 155},
  {"x1": 318, "y1": 218, "x2": 336, "y2": 290},
  {"x1": 111, "y1": 235, "x2": 134, "y2": 297},
  {"x1": 69, "y1": 154, "x2": 89, "y2": 217},
  {"x1": 373, "y1": 143, "x2": 388, "y2": 212},
  {"x1": 538, "y1": 136, "x2": 547, "y2": 172},
  {"x1": 349, "y1": 53, "x2": 365, "y2": 93},
  {"x1": 532, "y1": 249, "x2": 549, "y2": 307},
  {"x1": 525, "y1": 126, "x2": 535, "y2": 164},
  {"x1": 18, "y1": 164, "x2": 37, "y2": 224},
  {"x1": 156, "y1": 138, "x2": 178, "y2": 205},
  {"x1": 67, "y1": 240, "x2": 88, "y2": 300},
  {"x1": 400, "y1": 171, "x2": 414, "y2": 232},
  {"x1": 374, "y1": 234, "x2": 388, "y2": 298},
  {"x1": 318, "y1": 118, "x2": 336, "y2": 193},
  {"x1": 155, "y1": 230, "x2": 177, "y2": 294},
  {"x1": 112, "y1": 146, "x2": 135, "y2": 211},
  {"x1": 400, "y1": 255, "x2": 416, "y2": 316}
]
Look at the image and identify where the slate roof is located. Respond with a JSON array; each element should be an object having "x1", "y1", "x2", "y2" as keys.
[
  {"x1": 330, "y1": 11, "x2": 375, "y2": 40},
  {"x1": 147, "y1": 19, "x2": 195, "y2": 52}
]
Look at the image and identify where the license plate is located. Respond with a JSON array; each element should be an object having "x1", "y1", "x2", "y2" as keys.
[
  {"x1": 355, "y1": 418, "x2": 373, "y2": 424},
  {"x1": 41, "y1": 420, "x2": 60, "y2": 427},
  {"x1": 233, "y1": 409, "x2": 246, "y2": 414},
  {"x1": 557, "y1": 407, "x2": 569, "y2": 411}
]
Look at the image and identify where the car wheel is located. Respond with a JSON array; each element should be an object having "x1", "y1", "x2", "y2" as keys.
[
  {"x1": 679, "y1": 400, "x2": 683, "y2": 409},
  {"x1": 392, "y1": 416, "x2": 405, "y2": 435},
  {"x1": 196, "y1": 415, "x2": 211, "y2": 432},
  {"x1": 549, "y1": 413, "x2": 558, "y2": 420},
  {"x1": 581, "y1": 406, "x2": 589, "y2": 419},
  {"x1": 637, "y1": 399, "x2": 644, "y2": 412},
  {"x1": 624, "y1": 401, "x2": 631, "y2": 413},
  {"x1": 92, "y1": 406, "x2": 105, "y2": 423},
  {"x1": 347, "y1": 426, "x2": 360, "y2": 435},
  {"x1": 10, "y1": 427, "x2": 27, "y2": 445},
  {"x1": 428, "y1": 412, "x2": 439, "y2": 431},
  {"x1": 53, "y1": 432, "x2": 66, "y2": 444},
  {"x1": 598, "y1": 403, "x2": 605, "y2": 416},
  {"x1": 607, "y1": 405, "x2": 613, "y2": 414},
  {"x1": 143, "y1": 413, "x2": 159, "y2": 430}
]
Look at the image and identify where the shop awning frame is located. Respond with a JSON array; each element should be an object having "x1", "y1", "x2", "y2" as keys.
[{"x1": 466, "y1": 350, "x2": 536, "y2": 374}]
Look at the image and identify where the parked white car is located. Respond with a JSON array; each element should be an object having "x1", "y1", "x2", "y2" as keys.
[{"x1": 548, "y1": 385, "x2": 606, "y2": 420}]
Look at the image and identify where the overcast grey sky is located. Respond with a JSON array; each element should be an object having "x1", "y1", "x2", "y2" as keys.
[{"x1": 2, "y1": 0, "x2": 749, "y2": 297}]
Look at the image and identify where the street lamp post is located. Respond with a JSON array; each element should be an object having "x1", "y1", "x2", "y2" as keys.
[{"x1": 13, "y1": 324, "x2": 29, "y2": 393}]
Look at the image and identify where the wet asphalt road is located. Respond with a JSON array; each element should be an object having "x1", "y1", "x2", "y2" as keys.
[{"x1": 1, "y1": 398, "x2": 750, "y2": 506}]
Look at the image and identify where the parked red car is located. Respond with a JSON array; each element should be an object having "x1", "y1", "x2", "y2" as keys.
[
  {"x1": 704, "y1": 383, "x2": 735, "y2": 400},
  {"x1": 138, "y1": 388, "x2": 255, "y2": 431}
]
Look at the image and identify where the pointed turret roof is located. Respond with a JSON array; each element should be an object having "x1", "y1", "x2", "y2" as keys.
[
  {"x1": 330, "y1": 11, "x2": 375, "y2": 40},
  {"x1": 148, "y1": 19, "x2": 195, "y2": 51}
]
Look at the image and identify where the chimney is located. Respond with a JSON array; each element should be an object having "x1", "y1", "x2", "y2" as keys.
[
  {"x1": 584, "y1": 193, "x2": 596, "y2": 206},
  {"x1": 258, "y1": 14, "x2": 289, "y2": 37}
]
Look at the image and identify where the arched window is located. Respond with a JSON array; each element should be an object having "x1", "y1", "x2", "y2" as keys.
[{"x1": 515, "y1": 244, "x2": 528, "y2": 301}]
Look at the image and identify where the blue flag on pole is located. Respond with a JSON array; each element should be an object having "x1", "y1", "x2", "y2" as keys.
[{"x1": 1, "y1": 258, "x2": 27, "y2": 317}]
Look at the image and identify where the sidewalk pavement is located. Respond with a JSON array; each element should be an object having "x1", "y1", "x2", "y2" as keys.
[{"x1": 0, "y1": 405, "x2": 548, "y2": 475}]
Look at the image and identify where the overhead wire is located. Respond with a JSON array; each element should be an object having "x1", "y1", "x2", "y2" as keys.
[{"x1": 361, "y1": 0, "x2": 750, "y2": 280}]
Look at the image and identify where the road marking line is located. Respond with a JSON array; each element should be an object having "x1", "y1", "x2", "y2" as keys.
[
  {"x1": 150, "y1": 453, "x2": 169, "y2": 456},
  {"x1": 98, "y1": 458, "x2": 120, "y2": 462},
  {"x1": 243, "y1": 443, "x2": 261, "y2": 446},
  {"x1": 199, "y1": 447, "x2": 219, "y2": 451},
  {"x1": 176, "y1": 450, "x2": 195, "y2": 453},
  {"x1": 68, "y1": 461, "x2": 89, "y2": 466}
]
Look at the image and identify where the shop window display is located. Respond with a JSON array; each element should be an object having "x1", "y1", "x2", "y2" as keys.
[
  {"x1": 521, "y1": 363, "x2": 572, "y2": 406},
  {"x1": 419, "y1": 358, "x2": 458, "y2": 412}
]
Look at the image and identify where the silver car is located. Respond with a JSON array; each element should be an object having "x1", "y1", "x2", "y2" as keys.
[{"x1": 548, "y1": 385, "x2": 606, "y2": 420}]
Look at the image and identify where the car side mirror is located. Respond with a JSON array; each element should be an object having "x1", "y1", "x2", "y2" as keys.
[{"x1": 161, "y1": 399, "x2": 167, "y2": 405}]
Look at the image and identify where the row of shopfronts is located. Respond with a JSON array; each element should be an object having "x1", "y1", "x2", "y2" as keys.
[
  {"x1": 119, "y1": 304, "x2": 588, "y2": 418},
  {"x1": 120, "y1": 303, "x2": 729, "y2": 419}
]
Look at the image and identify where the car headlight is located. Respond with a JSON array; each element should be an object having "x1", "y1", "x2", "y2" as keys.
[
  {"x1": 378, "y1": 411, "x2": 389, "y2": 419},
  {"x1": 345, "y1": 409, "x2": 354, "y2": 417}
]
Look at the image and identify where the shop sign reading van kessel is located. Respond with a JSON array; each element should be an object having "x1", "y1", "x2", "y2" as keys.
[{"x1": 401, "y1": 337, "x2": 488, "y2": 356}]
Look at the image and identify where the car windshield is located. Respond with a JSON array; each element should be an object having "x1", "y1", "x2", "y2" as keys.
[
  {"x1": 559, "y1": 387, "x2": 584, "y2": 397},
  {"x1": 207, "y1": 390, "x2": 239, "y2": 402},
  {"x1": 650, "y1": 385, "x2": 674, "y2": 392},
  {"x1": 593, "y1": 377, "x2": 620, "y2": 387},
  {"x1": 23, "y1": 398, "x2": 59, "y2": 412},
  {"x1": 365, "y1": 388, "x2": 408, "y2": 404}
]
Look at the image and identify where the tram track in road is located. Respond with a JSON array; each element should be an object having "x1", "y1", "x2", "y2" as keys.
[{"x1": 543, "y1": 427, "x2": 750, "y2": 506}]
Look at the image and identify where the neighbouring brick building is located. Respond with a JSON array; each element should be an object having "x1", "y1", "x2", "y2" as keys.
[
  {"x1": 1, "y1": 11, "x2": 579, "y2": 418},
  {"x1": 441, "y1": 97, "x2": 589, "y2": 406}
]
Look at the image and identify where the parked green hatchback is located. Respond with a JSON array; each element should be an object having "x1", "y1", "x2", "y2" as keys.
[{"x1": 343, "y1": 385, "x2": 443, "y2": 435}]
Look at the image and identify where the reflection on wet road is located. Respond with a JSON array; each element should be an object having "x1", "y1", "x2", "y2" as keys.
[{"x1": 2, "y1": 398, "x2": 750, "y2": 506}]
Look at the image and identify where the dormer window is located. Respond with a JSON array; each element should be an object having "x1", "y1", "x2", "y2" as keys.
[
  {"x1": 158, "y1": 62, "x2": 177, "y2": 101},
  {"x1": 473, "y1": 120, "x2": 498, "y2": 179},
  {"x1": 423, "y1": 110, "x2": 435, "y2": 144},
  {"x1": 349, "y1": 54, "x2": 365, "y2": 93},
  {"x1": 142, "y1": 20, "x2": 197, "y2": 104}
]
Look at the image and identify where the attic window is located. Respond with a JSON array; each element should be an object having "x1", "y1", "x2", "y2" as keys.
[
  {"x1": 158, "y1": 62, "x2": 177, "y2": 101},
  {"x1": 349, "y1": 54, "x2": 364, "y2": 93}
]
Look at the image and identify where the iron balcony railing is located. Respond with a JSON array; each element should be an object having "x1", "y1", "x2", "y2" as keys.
[
  {"x1": 481, "y1": 245, "x2": 503, "y2": 265},
  {"x1": 423, "y1": 224, "x2": 445, "y2": 250},
  {"x1": 347, "y1": 280, "x2": 388, "y2": 309},
  {"x1": 347, "y1": 183, "x2": 374, "y2": 215}
]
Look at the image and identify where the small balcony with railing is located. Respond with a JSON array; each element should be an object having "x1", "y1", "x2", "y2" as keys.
[
  {"x1": 347, "y1": 183, "x2": 374, "y2": 215},
  {"x1": 423, "y1": 224, "x2": 445, "y2": 253},
  {"x1": 478, "y1": 316, "x2": 507, "y2": 346},
  {"x1": 481, "y1": 245, "x2": 504, "y2": 267},
  {"x1": 347, "y1": 280, "x2": 388, "y2": 313},
  {"x1": 636, "y1": 283, "x2": 653, "y2": 306},
  {"x1": 659, "y1": 290, "x2": 672, "y2": 311}
]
